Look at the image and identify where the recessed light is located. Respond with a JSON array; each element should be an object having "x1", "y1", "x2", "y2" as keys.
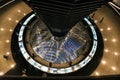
[
  {"x1": 0, "y1": 28, "x2": 4, "y2": 31},
  {"x1": 102, "y1": 60, "x2": 106, "y2": 65},
  {"x1": 95, "y1": 72, "x2": 99, "y2": 76},
  {"x1": 104, "y1": 38, "x2": 107, "y2": 41},
  {"x1": 16, "y1": 20, "x2": 19, "y2": 23},
  {"x1": 0, "y1": 72, "x2": 4, "y2": 76},
  {"x1": 112, "y1": 38, "x2": 116, "y2": 42},
  {"x1": 111, "y1": 66, "x2": 116, "y2": 71},
  {"x1": 107, "y1": 27, "x2": 111, "y2": 31},
  {"x1": 105, "y1": 49, "x2": 109, "y2": 52},
  {"x1": 6, "y1": 52, "x2": 10, "y2": 55},
  {"x1": 18, "y1": 10, "x2": 21, "y2": 13},
  {"x1": 6, "y1": 40, "x2": 10, "y2": 43},
  {"x1": 100, "y1": 28, "x2": 103, "y2": 31},
  {"x1": 94, "y1": 20, "x2": 98, "y2": 23},
  {"x1": 11, "y1": 64, "x2": 15, "y2": 68},
  {"x1": 23, "y1": 13, "x2": 26, "y2": 16},
  {"x1": 9, "y1": 29, "x2": 13, "y2": 32},
  {"x1": 8, "y1": 18, "x2": 12, "y2": 21},
  {"x1": 114, "y1": 52, "x2": 118, "y2": 56}
]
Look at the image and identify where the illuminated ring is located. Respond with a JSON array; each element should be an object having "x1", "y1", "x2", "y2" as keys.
[{"x1": 18, "y1": 13, "x2": 98, "y2": 74}]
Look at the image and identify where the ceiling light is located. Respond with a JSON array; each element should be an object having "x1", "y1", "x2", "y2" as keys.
[
  {"x1": 112, "y1": 38, "x2": 116, "y2": 42},
  {"x1": 111, "y1": 66, "x2": 116, "y2": 71},
  {"x1": 6, "y1": 52, "x2": 10, "y2": 55},
  {"x1": 114, "y1": 52, "x2": 118, "y2": 56},
  {"x1": 16, "y1": 20, "x2": 19, "y2": 23},
  {"x1": 94, "y1": 20, "x2": 98, "y2": 23},
  {"x1": 100, "y1": 28, "x2": 103, "y2": 31},
  {"x1": 23, "y1": 13, "x2": 26, "y2": 16},
  {"x1": 11, "y1": 64, "x2": 15, "y2": 68},
  {"x1": 18, "y1": 10, "x2": 21, "y2": 13},
  {"x1": 0, "y1": 28, "x2": 4, "y2": 31},
  {"x1": 6, "y1": 40, "x2": 10, "y2": 43},
  {"x1": 8, "y1": 18, "x2": 12, "y2": 21},
  {"x1": 9, "y1": 29, "x2": 13, "y2": 32},
  {"x1": 95, "y1": 72, "x2": 99, "y2": 76},
  {"x1": 107, "y1": 27, "x2": 111, "y2": 31},
  {"x1": 102, "y1": 60, "x2": 106, "y2": 65},
  {"x1": 0, "y1": 72, "x2": 4, "y2": 76},
  {"x1": 104, "y1": 38, "x2": 107, "y2": 41},
  {"x1": 105, "y1": 49, "x2": 109, "y2": 52}
]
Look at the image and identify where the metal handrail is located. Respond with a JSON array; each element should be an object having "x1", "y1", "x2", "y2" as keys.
[
  {"x1": 0, "y1": 0, "x2": 15, "y2": 9},
  {"x1": 108, "y1": 2, "x2": 120, "y2": 15}
]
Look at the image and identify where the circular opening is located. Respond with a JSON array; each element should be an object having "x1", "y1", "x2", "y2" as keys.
[{"x1": 16, "y1": 13, "x2": 100, "y2": 74}]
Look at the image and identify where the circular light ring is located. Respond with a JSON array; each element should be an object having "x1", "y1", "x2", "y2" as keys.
[{"x1": 18, "y1": 13, "x2": 98, "y2": 74}]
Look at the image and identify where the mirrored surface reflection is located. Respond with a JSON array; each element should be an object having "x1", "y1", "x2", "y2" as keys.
[{"x1": 0, "y1": 0, "x2": 120, "y2": 77}]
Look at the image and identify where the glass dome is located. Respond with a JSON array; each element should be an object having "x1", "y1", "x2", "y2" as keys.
[{"x1": 29, "y1": 19, "x2": 92, "y2": 64}]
